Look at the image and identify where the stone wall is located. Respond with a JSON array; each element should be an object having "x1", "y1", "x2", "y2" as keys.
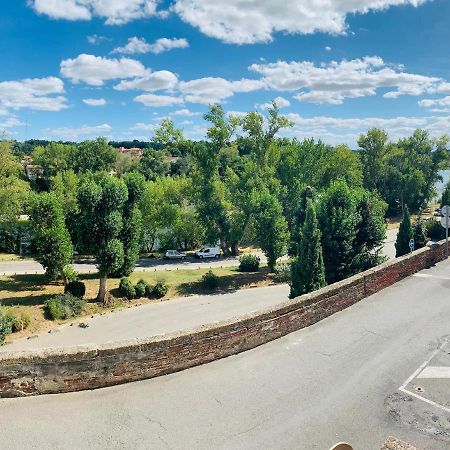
[{"x1": 0, "y1": 241, "x2": 447, "y2": 398}]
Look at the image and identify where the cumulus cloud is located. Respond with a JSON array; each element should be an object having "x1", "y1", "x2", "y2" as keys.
[
  {"x1": 250, "y1": 56, "x2": 440, "y2": 104},
  {"x1": 87, "y1": 34, "x2": 111, "y2": 45},
  {"x1": 134, "y1": 93, "x2": 184, "y2": 107},
  {"x1": 29, "y1": 0, "x2": 163, "y2": 25},
  {"x1": 0, "y1": 117, "x2": 26, "y2": 128},
  {"x1": 256, "y1": 96, "x2": 291, "y2": 110},
  {"x1": 173, "y1": 0, "x2": 427, "y2": 44},
  {"x1": 180, "y1": 77, "x2": 264, "y2": 104},
  {"x1": 113, "y1": 37, "x2": 189, "y2": 55},
  {"x1": 42, "y1": 123, "x2": 112, "y2": 140},
  {"x1": 0, "y1": 76, "x2": 68, "y2": 112},
  {"x1": 60, "y1": 54, "x2": 147, "y2": 86},
  {"x1": 114, "y1": 70, "x2": 178, "y2": 91},
  {"x1": 83, "y1": 98, "x2": 107, "y2": 106},
  {"x1": 170, "y1": 108, "x2": 200, "y2": 116}
]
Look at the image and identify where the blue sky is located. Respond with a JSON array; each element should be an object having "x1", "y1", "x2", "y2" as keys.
[{"x1": 1, "y1": 0, "x2": 449, "y2": 146}]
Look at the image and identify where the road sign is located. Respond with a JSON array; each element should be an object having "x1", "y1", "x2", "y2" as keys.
[
  {"x1": 440, "y1": 217, "x2": 450, "y2": 228},
  {"x1": 441, "y1": 205, "x2": 450, "y2": 259},
  {"x1": 409, "y1": 238, "x2": 414, "y2": 252},
  {"x1": 442, "y1": 205, "x2": 450, "y2": 217}
]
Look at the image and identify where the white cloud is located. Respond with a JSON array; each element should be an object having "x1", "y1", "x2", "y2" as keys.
[
  {"x1": 134, "y1": 93, "x2": 184, "y2": 107},
  {"x1": 419, "y1": 96, "x2": 450, "y2": 109},
  {"x1": 0, "y1": 117, "x2": 26, "y2": 128},
  {"x1": 173, "y1": 0, "x2": 427, "y2": 44},
  {"x1": 256, "y1": 96, "x2": 291, "y2": 110},
  {"x1": 60, "y1": 54, "x2": 147, "y2": 86},
  {"x1": 170, "y1": 108, "x2": 200, "y2": 116},
  {"x1": 180, "y1": 77, "x2": 264, "y2": 104},
  {"x1": 250, "y1": 56, "x2": 440, "y2": 104},
  {"x1": 87, "y1": 34, "x2": 111, "y2": 45},
  {"x1": 42, "y1": 123, "x2": 112, "y2": 140},
  {"x1": 29, "y1": 0, "x2": 163, "y2": 25},
  {"x1": 0, "y1": 77, "x2": 68, "y2": 111},
  {"x1": 325, "y1": 46, "x2": 332, "y2": 52},
  {"x1": 131, "y1": 122, "x2": 156, "y2": 131},
  {"x1": 114, "y1": 70, "x2": 178, "y2": 91},
  {"x1": 113, "y1": 37, "x2": 189, "y2": 54},
  {"x1": 83, "y1": 98, "x2": 107, "y2": 106}
]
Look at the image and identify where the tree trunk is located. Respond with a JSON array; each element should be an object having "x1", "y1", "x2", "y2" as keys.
[
  {"x1": 231, "y1": 242, "x2": 239, "y2": 256},
  {"x1": 97, "y1": 277, "x2": 110, "y2": 305}
]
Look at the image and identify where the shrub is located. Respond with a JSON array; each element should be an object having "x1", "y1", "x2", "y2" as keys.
[
  {"x1": 239, "y1": 254, "x2": 260, "y2": 272},
  {"x1": 201, "y1": 270, "x2": 220, "y2": 290},
  {"x1": 426, "y1": 219, "x2": 446, "y2": 241},
  {"x1": 6, "y1": 311, "x2": 32, "y2": 333},
  {"x1": 135, "y1": 279, "x2": 148, "y2": 298},
  {"x1": 0, "y1": 308, "x2": 13, "y2": 345},
  {"x1": 119, "y1": 277, "x2": 136, "y2": 300},
  {"x1": 152, "y1": 281, "x2": 169, "y2": 299},
  {"x1": 44, "y1": 294, "x2": 86, "y2": 321},
  {"x1": 64, "y1": 281, "x2": 86, "y2": 299},
  {"x1": 63, "y1": 265, "x2": 79, "y2": 284},
  {"x1": 273, "y1": 262, "x2": 291, "y2": 283}
]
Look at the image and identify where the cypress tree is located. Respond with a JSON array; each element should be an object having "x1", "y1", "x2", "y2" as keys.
[
  {"x1": 413, "y1": 218, "x2": 428, "y2": 250},
  {"x1": 395, "y1": 205, "x2": 413, "y2": 257},
  {"x1": 290, "y1": 200, "x2": 326, "y2": 298}
]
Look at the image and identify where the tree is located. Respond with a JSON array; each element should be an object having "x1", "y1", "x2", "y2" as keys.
[
  {"x1": 32, "y1": 143, "x2": 75, "y2": 178},
  {"x1": 50, "y1": 170, "x2": 79, "y2": 218},
  {"x1": 153, "y1": 118, "x2": 184, "y2": 156},
  {"x1": 441, "y1": 180, "x2": 450, "y2": 207},
  {"x1": 290, "y1": 200, "x2": 326, "y2": 298},
  {"x1": 139, "y1": 148, "x2": 170, "y2": 181},
  {"x1": 252, "y1": 189, "x2": 288, "y2": 271},
  {"x1": 77, "y1": 175, "x2": 128, "y2": 304},
  {"x1": 72, "y1": 138, "x2": 118, "y2": 173},
  {"x1": 318, "y1": 181, "x2": 358, "y2": 284},
  {"x1": 29, "y1": 193, "x2": 73, "y2": 281},
  {"x1": 0, "y1": 140, "x2": 29, "y2": 222},
  {"x1": 395, "y1": 205, "x2": 413, "y2": 257},
  {"x1": 289, "y1": 185, "x2": 315, "y2": 256},
  {"x1": 413, "y1": 218, "x2": 428, "y2": 250}
]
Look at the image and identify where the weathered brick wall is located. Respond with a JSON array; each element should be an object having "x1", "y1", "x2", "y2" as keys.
[{"x1": 0, "y1": 241, "x2": 447, "y2": 398}]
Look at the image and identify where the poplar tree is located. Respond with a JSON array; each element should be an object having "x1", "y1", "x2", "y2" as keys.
[
  {"x1": 290, "y1": 200, "x2": 326, "y2": 298},
  {"x1": 395, "y1": 205, "x2": 413, "y2": 257}
]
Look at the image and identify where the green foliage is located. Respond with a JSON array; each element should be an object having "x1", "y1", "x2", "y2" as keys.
[
  {"x1": 0, "y1": 308, "x2": 13, "y2": 345},
  {"x1": 290, "y1": 200, "x2": 326, "y2": 298},
  {"x1": 413, "y1": 218, "x2": 428, "y2": 249},
  {"x1": 201, "y1": 270, "x2": 220, "y2": 290},
  {"x1": 152, "y1": 281, "x2": 169, "y2": 298},
  {"x1": 64, "y1": 281, "x2": 86, "y2": 299},
  {"x1": 239, "y1": 254, "x2": 261, "y2": 272},
  {"x1": 139, "y1": 148, "x2": 170, "y2": 181},
  {"x1": 119, "y1": 277, "x2": 136, "y2": 299},
  {"x1": 6, "y1": 311, "x2": 31, "y2": 333},
  {"x1": 72, "y1": 138, "x2": 118, "y2": 173},
  {"x1": 134, "y1": 279, "x2": 148, "y2": 298},
  {"x1": 32, "y1": 143, "x2": 75, "y2": 178},
  {"x1": 395, "y1": 206, "x2": 413, "y2": 257},
  {"x1": 426, "y1": 219, "x2": 446, "y2": 241},
  {"x1": 0, "y1": 220, "x2": 30, "y2": 254},
  {"x1": 441, "y1": 181, "x2": 450, "y2": 207},
  {"x1": 44, "y1": 294, "x2": 86, "y2": 320},
  {"x1": 29, "y1": 192, "x2": 73, "y2": 280},
  {"x1": 62, "y1": 265, "x2": 78, "y2": 284},
  {"x1": 273, "y1": 262, "x2": 291, "y2": 283}
]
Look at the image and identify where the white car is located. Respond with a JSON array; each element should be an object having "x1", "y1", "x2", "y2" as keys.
[
  {"x1": 165, "y1": 250, "x2": 187, "y2": 260},
  {"x1": 195, "y1": 247, "x2": 221, "y2": 259}
]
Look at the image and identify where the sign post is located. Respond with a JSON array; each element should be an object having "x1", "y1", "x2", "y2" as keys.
[
  {"x1": 409, "y1": 238, "x2": 414, "y2": 254},
  {"x1": 440, "y1": 205, "x2": 450, "y2": 259}
]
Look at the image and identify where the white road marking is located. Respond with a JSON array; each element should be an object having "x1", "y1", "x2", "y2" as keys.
[
  {"x1": 399, "y1": 338, "x2": 450, "y2": 414},
  {"x1": 412, "y1": 273, "x2": 450, "y2": 280},
  {"x1": 417, "y1": 366, "x2": 450, "y2": 378}
]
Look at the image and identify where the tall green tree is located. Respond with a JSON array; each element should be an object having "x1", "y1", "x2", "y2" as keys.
[
  {"x1": 29, "y1": 193, "x2": 73, "y2": 281},
  {"x1": 139, "y1": 148, "x2": 170, "y2": 181},
  {"x1": 395, "y1": 205, "x2": 413, "y2": 257},
  {"x1": 77, "y1": 175, "x2": 128, "y2": 304},
  {"x1": 72, "y1": 138, "x2": 118, "y2": 173},
  {"x1": 413, "y1": 218, "x2": 428, "y2": 250},
  {"x1": 32, "y1": 143, "x2": 76, "y2": 178},
  {"x1": 290, "y1": 200, "x2": 326, "y2": 298}
]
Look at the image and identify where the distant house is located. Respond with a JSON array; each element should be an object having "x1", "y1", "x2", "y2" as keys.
[
  {"x1": 118, "y1": 147, "x2": 144, "y2": 158},
  {"x1": 21, "y1": 156, "x2": 43, "y2": 181}
]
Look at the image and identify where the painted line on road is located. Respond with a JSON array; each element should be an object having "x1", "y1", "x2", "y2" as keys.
[
  {"x1": 399, "y1": 338, "x2": 450, "y2": 414},
  {"x1": 412, "y1": 273, "x2": 450, "y2": 280},
  {"x1": 417, "y1": 366, "x2": 450, "y2": 379}
]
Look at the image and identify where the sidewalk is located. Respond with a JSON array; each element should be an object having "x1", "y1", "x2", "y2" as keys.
[{"x1": 1, "y1": 284, "x2": 290, "y2": 353}]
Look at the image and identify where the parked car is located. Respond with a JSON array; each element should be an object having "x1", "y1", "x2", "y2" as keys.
[
  {"x1": 165, "y1": 250, "x2": 187, "y2": 260},
  {"x1": 195, "y1": 246, "x2": 221, "y2": 259}
]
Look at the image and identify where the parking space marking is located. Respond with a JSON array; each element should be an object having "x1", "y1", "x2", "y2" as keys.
[
  {"x1": 417, "y1": 366, "x2": 450, "y2": 378},
  {"x1": 399, "y1": 338, "x2": 450, "y2": 414}
]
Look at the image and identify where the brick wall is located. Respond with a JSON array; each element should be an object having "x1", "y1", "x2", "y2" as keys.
[{"x1": 0, "y1": 241, "x2": 447, "y2": 398}]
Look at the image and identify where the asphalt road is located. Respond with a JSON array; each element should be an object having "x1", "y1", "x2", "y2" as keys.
[
  {"x1": 0, "y1": 229, "x2": 398, "y2": 276},
  {"x1": 2, "y1": 256, "x2": 450, "y2": 449}
]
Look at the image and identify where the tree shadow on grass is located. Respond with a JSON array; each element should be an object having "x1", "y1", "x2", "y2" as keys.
[{"x1": 175, "y1": 268, "x2": 274, "y2": 297}]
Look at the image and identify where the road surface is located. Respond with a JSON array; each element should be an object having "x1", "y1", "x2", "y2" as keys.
[
  {"x1": 0, "y1": 229, "x2": 399, "y2": 276},
  {"x1": 2, "y1": 255, "x2": 449, "y2": 449}
]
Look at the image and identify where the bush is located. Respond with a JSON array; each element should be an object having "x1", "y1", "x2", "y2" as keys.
[
  {"x1": 152, "y1": 281, "x2": 169, "y2": 299},
  {"x1": 239, "y1": 254, "x2": 260, "y2": 272},
  {"x1": 119, "y1": 277, "x2": 136, "y2": 300},
  {"x1": 6, "y1": 311, "x2": 32, "y2": 333},
  {"x1": 63, "y1": 265, "x2": 79, "y2": 284},
  {"x1": 273, "y1": 262, "x2": 291, "y2": 283},
  {"x1": 64, "y1": 281, "x2": 86, "y2": 299},
  {"x1": 201, "y1": 270, "x2": 220, "y2": 290},
  {"x1": 135, "y1": 279, "x2": 148, "y2": 298},
  {"x1": 426, "y1": 219, "x2": 446, "y2": 241},
  {"x1": 44, "y1": 294, "x2": 86, "y2": 321},
  {"x1": 0, "y1": 308, "x2": 13, "y2": 345}
]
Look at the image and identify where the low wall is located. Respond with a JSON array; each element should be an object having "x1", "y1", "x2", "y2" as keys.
[{"x1": 0, "y1": 241, "x2": 447, "y2": 398}]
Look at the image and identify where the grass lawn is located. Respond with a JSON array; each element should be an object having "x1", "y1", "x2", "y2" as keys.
[
  {"x1": 1, "y1": 266, "x2": 279, "y2": 342},
  {"x1": 0, "y1": 253, "x2": 31, "y2": 262}
]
